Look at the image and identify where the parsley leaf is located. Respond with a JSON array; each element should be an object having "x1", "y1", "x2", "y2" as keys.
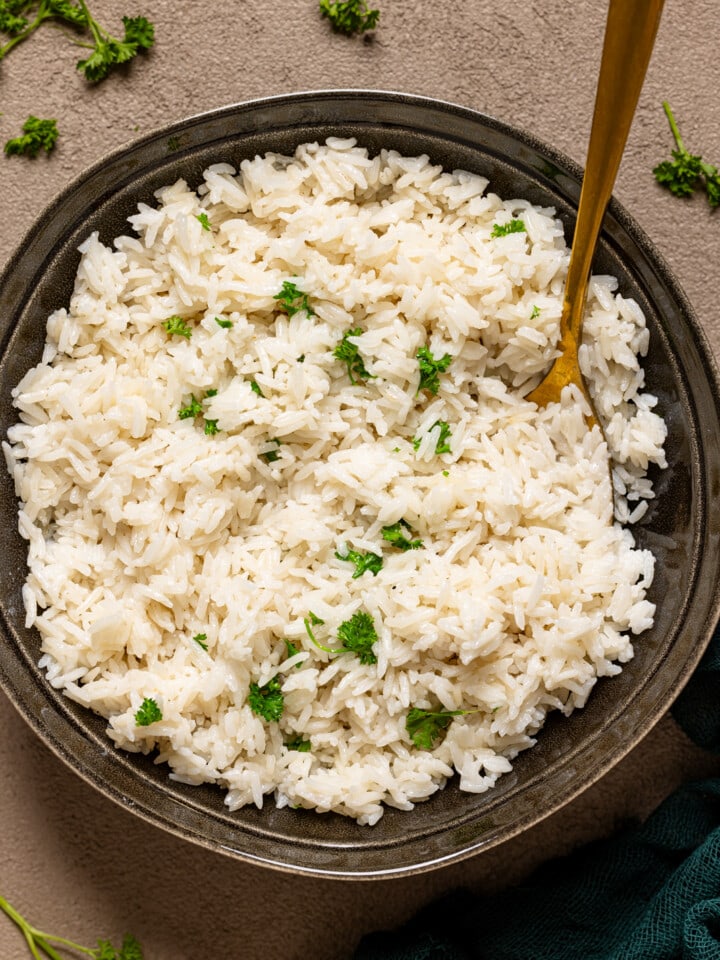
[
  {"x1": 413, "y1": 420, "x2": 452, "y2": 455},
  {"x1": 490, "y1": 218, "x2": 526, "y2": 238},
  {"x1": 335, "y1": 547, "x2": 383, "y2": 578},
  {"x1": 416, "y1": 345, "x2": 452, "y2": 395},
  {"x1": 134, "y1": 696, "x2": 162, "y2": 726},
  {"x1": 195, "y1": 212, "x2": 211, "y2": 231},
  {"x1": 75, "y1": 5, "x2": 154, "y2": 83},
  {"x1": 284, "y1": 638, "x2": 299, "y2": 658},
  {"x1": 319, "y1": 0, "x2": 379, "y2": 35},
  {"x1": 530, "y1": 305, "x2": 541, "y2": 319},
  {"x1": 333, "y1": 327, "x2": 375, "y2": 383},
  {"x1": 250, "y1": 379, "x2": 264, "y2": 397},
  {"x1": 405, "y1": 707, "x2": 467, "y2": 749},
  {"x1": 285, "y1": 735, "x2": 312, "y2": 752},
  {"x1": 261, "y1": 438, "x2": 282, "y2": 462},
  {"x1": 192, "y1": 632, "x2": 208, "y2": 651},
  {"x1": 214, "y1": 316, "x2": 233, "y2": 329},
  {"x1": 248, "y1": 675, "x2": 284, "y2": 722},
  {"x1": 204, "y1": 418, "x2": 219, "y2": 436},
  {"x1": 304, "y1": 610, "x2": 378, "y2": 664},
  {"x1": 0, "y1": 896, "x2": 144, "y2": 960},
  {"x1": 163, "y1": 315, "x2": 192, "y2": 338},
  {"x1": 381, "y1": 519, "x2": 423, "y2": 551},
  {"x1": 273, "y1": 279, "x2": 314, "y2": 317},
  {"x1": 653, "y1": 101, "x2": 720, "y2": 209},
  {"x1": 4, "y1": 115, "x2": 59, "y2": 157},
  {"x1": 178, "y1": 394, "x2": 203, "y2": 419}
]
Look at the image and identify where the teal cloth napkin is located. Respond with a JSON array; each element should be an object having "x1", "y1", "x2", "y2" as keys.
[{"x1": 354, "y1": 629, "x2": 720, "y2": 960}]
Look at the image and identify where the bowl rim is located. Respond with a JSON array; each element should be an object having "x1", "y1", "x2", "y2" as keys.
[{"x1": 2, "y1": 88, "x2": 720, "y2": 879}]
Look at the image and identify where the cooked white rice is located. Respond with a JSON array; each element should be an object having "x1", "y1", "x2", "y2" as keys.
[{"x1": 3, "y1": 139, "x2": 667, "y2": 824}]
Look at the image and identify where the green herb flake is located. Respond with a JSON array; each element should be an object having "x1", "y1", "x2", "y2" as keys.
[
  {"x1": 319, "y1": 0, "x2": 379, "y2": 35},
  {"x1": 333, "y1": 327, "x2": 375, "y2": 384},
  {"x1": 248, "y1": 675, "x2": 284, "y2": 722},
  {"x1": 490, "y1": 218, "x2": 526, "y2": 238},
  {"x1": 273, "y1": 280, "x2": 314, "y2": 317},
  {"x1": 442, "y1": 469, "x2": 449, "y2": 477},
  {"x1": 406, "y1": 707, "x2": 465, "y2": 750},
  {"x1": 285, "y1": 735, "x2": 312, "y2": 752},
  {"x1": 178, "y1": 394, "x2": 203, "y2": 419},
  {"x1": 215, "y1": 316, "x2": 233, "y2": 329},
  {"x1": 163, "y1": 315, "x2": 192, "y2": 339},
  {"x1": 250, "y1": 379, "x2": 264, "y2": 397},
  {"x1": 413, "y1": 420, "x2": 452, "y2": 455},
  {"x1": 261, "y1": 438, "x2": 282, "y2": 463},
  {"x1": 297, "y1": 354, "x2": 306, "y2": 363},
  {"x1": 134, "y1": 696, "x2": 162, "y2": 727},
  {"x1": 204, "y1": 418, "x2": 219, "y2": 436},
  {"x1": 530, "y1": 305, "x2": 541, "y2": 319},
  {"x1": 416, "y1": 345, "x2": 452, "y2": 395},
  {"x1": 653, "y1": 101, "x2": 720, "y2": 209},
  {"x1": 4, "y1": 115, "x2": 59, "y2": 157},
  {"x1": 335, "y1": 547, "x2": 383, "y2": 578},
  {"x1": 196, "y1": 212, "x2": 211, "y2": 231},
  {"x1": 381, "y1": 519, "x2": 423, "y2": 552},
  {"x1": 192, "y1": 632, "x2": 208, "y2": 651}
]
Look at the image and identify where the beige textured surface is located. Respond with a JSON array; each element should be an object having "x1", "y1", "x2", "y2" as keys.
[{"x1": 1, "y1": 2, "x2": 720, "y2": 957}]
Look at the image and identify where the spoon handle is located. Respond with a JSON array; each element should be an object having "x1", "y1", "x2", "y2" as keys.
[{"x1": 561, "y1": 0, "x2": 664, "y2": 354}]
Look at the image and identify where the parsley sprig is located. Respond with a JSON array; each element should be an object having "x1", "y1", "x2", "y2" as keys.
[
  {"x1": 406, "y1": 706, "x2": 475, "y2": 750},
  {"x1": 319, "y1": 0, "x2": 379, "y2": 35},
  {"x1": 333, "y1": 327, "x2": 375, "y2": 384},
  {"x1": 163, "y1": 315, "x2": 192, "y2": 339},
  {"x1": 134, "y1": 696, "x2": 162, "y2": 726},
  {"x1": 177, "y1": 390, "x2": 220, "y2": 436},
  {"x1": 416, "y1": 346, "x2": 452, "y2": 396},
  {"x1": 381, "y1": 519, "x2": 423, "y2": 552},
  {"x1": 248, "y1": 675, "x2": 284, "y2": 722},
  {"x1": 304, "y1": 610, "x2": 379, "y2": 665},
  {"x1": 0, "y1": 896, "x2": 143, "y2": 960},
  {"x1": 653, "y1": 101, "x2": 719, "y2": 209},
  {"x1": 335, "y1": 546, "x2": 383, "y2": 578},
  {"x1": 4, "y1": 115, "x2": 58, "y2": 157},
  {"x1": 273, "y1": 280, "x2": 314, "y2": 317}
]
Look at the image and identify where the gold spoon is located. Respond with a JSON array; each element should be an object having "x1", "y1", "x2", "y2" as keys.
[{"x1": 525, "y1": 0, "x2": 665, "y2": 424}]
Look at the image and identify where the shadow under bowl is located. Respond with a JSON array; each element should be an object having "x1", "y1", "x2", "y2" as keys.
[{"x1": 1, "y1": 90, "x2": 720, "y2": 879}]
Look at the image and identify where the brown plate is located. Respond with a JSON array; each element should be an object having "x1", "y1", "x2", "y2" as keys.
[{"x1": 1, "y1": 90, "x2": 719, "y2": 878}]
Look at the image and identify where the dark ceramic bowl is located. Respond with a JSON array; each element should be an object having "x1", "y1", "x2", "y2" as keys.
[{"x1": 1, "y1": 91, "x2": 720, "y2": 879}]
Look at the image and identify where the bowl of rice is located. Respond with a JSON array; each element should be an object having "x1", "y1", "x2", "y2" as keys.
[{"x1": 1, "y1": 90, "x2": 719, "y2": 878}]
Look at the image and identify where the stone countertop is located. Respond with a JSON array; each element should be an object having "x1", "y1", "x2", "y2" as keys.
[{"x1": 1, "y1": 2, "x2": 719, "y2": 957}]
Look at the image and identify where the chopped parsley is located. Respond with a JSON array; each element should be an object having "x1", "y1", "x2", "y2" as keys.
[
  {"x1": 416, "y1": 345, "x2": 452, "y2": 395},
  {"x1": 406, "y1": 707, "x2": 468, "y2": 750},
  {"x1": 335, "y1": 547, "x2": 383, "y2": 578},
  {"x1": 413, "y1": 420, "x2": 452, "y2": 455},
  {"x1": 333, "y1": 327, "x2": 375, "y2": 383},
  {"x1": 250, "y1": 379, "x2": 264, "y2": 397},
  {"x1": 4, "y1": 115, "x2": 58, "y2": 157},
  {"x1": 0, "y1": 897, "x2": 144, "y2": 960},
  {"x1": 653, "y1": 101, "x2": 720, "y2": 208},
  {"x1": 304, "y1": 609, "x2": 378, "y2": 665},
  {"x1": 274, "y1": 280, "x2": 314, "y2": 317},
  {"x1": 530, "y1": 305, "x2": 541, "y2": 319},
  {"x1": 214, "y1": 316, "x2": 233, "y2": 329},
  {"x1": 261, "y1": 438, "x2": 282, "y2": 462},
  {"x1": 285, "y1": 735, "x2": 312, "y2": 752},
  {"x1": 284, "y1": 638, "x2": 300, "y2": 659},
  {"x1": 192, "y1": 632, "x2": 208, "y2": 651},
  {"x1": 381, "y1": 519, "x2": 423, "y2": 551},
  {"x1": 490, "y1": 218, "x2": 526, "y2": 238},
  {"x1": 195, "y1": 212, "x2": 211, "y2": 231},
  {"x1": 134, "y1": 696, "x2": 162, "y2": 726},
  {"x1": 178, "y1": 394, "x2": 203, "y2": 419},
  {"x1": 248, "y1": 675, "x2": 284, "y2": 722},
  {"x1": 319, "y1": 0, "x2": 379, "y2": 34},
  {"x1": 204, "y1": 419, "x2": 219, "y2": 435},
  {"x1": 163, "y1": 315, "x2": 192, "y2": 339}
]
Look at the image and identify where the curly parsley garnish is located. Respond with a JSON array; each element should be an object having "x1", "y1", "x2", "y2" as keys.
[
  {"x1": 304, "y1": 610, "x2": 379, "y2": 665},
  {"x1": 163, "y1": 315, "x2": 192, "y2": 339},
  {"x1": 0, "y1": 896, "x2": 144, "y2": 960},
  {"x1": 319, "y1": 0, "x2": 379, "y2": 35},
  {"x1": 274, "y1": 280, "x2": 314, "y2": 317},
  {"x1": 333, "y1": 327, "x2": 375, "y2": 384},
  {"x1": 4, "y1": 115, "x2": 58, "y2": 157},
  {"x1": 653, "y1": 101, "x2": 719, "y2": 209},
  {"x1": 490, "y1": 218, "x2": 526, "y2": 238},
  {"x1": 335, "y1": 546, "x2": 383, "y2": 578},
  {"x1": 406, "y1": 707, "x2": 472, "y2": 750},
  {"x1": 413, "y1": 420, "x2": 452, "y2": 455},
  {"x1": 381, "y1": 519, "x2": 423, "y2": 552},
  {"x1": 416, "y1": 345, "x2": 452, "y2": 395},
  {"x1": 75, "y1": 5, "x2": 155, "y2": 83},
  {"x1": 285, "y1": 735, "x2": 312, "y2": 752},
  {"x1": 134, "y1": 696, "x2": 162, "y2": 726},
  {"x1": 248, "y1": 675, "x2": 284, "y2": 722}
]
